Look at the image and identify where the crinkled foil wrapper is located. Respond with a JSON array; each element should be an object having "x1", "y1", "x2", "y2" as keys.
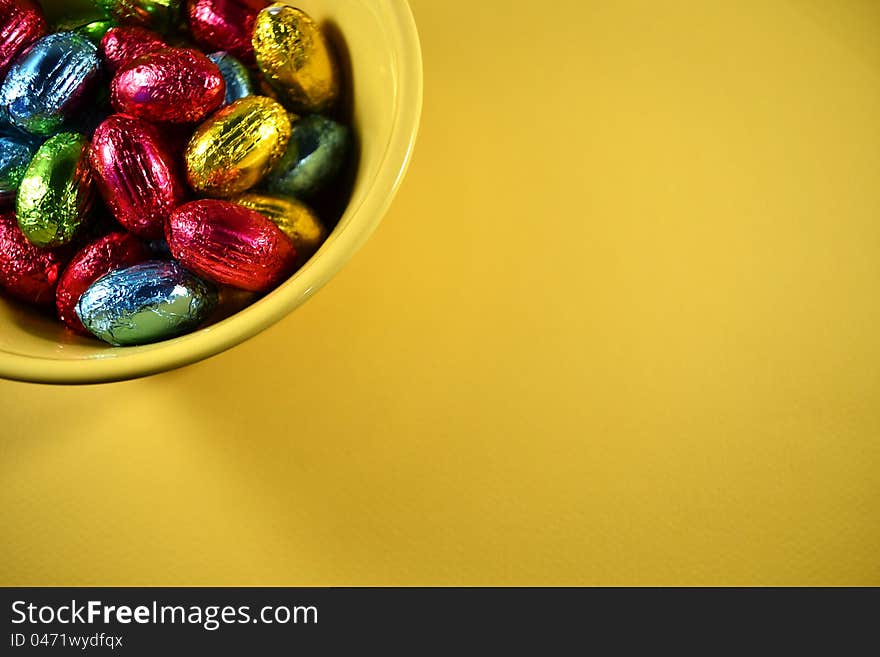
[
  {"x1": 252, "y1": 3, "x2": 339, "y2": 113},
  {"x1": 99, "y1": 25, "x2": 166, "y2": 73},
  {"x1": 90, "y1": 114, "x2": 186, "y2": 239},
  {"x1": 94, "y1": 0, "x2": 182, "y2": 34},
  {"x1": 0, "y1": 211, "x2": 71, "y2": 307},
  {"x1": 0, "y1": 125, "x2": 40, "y2": 205},
  {"x1": 231, "y1": 192, "x2": 325, "y2": 265},
  {"x1": 264, "y1": 114, "x2": 350, "y2": 199},
  {"x1": 185, "y1": 95, "x2": 291, "y2": 196},
  {"x1": 55, "y1": 232, "x2": 150, "y2": 334},
  {"x1": 167, "y1": 199, "x2": 296, "y2": 291},
  {"x1": 188, "y1": 0, "x2": 267, "y2": 64},
  {"x1": 76, "y1": 260, "x2": 218, "y2": 346},
  {"x1": 16, "y1": 132, "x2": 94, "y2": 248},
  {"x1": 0, "y1": 0, "x2": 48, "y2": 78},
  {"x1": 55, "y1": 17, "x2": 117, "y2": 44},
  {"x1": 207, "y1": 50, "x2": 255, "y2": 105},
  {"x1": 111, "y1": 47, "x2": 226, "y2": 123},
  {"x1": 0, "y1": 32, "x2": 102, "y2": 135}
]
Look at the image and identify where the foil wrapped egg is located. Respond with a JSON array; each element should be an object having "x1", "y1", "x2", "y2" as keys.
[
  {"x1": 0, "y1": 211, "x2": 71, "y2": 307},
  {"x1": 16, "y1": 132, "x2": 94, "y2": 248},
  {"x1": 184, "y1": 95, "x2": 291, "y2": 196},
  {"x1": 207, "y1": 51, "x2": 254, "y2": 105},
  {"x1": 264, "y1": 114, "x2": 350, "y2": 199},
  {"x1": 0, "y1": 0, "x2": 47, "y2": 79},
  {"x1": 100, "y1": 25, "x2": 166, "y2": 73},
  {"x1": 90, "y1": 114, "x2": 186, "y2": 238},
  {"x1": 0, "y1": 32, "x2": 103, "y2": 136},
  {"x1": 231, "y1": 192, "x2": 326, "y2": 267},
  {"x1": 252, "y1": 4, "x2": 340, "y2": 113},
  {"x1": 76, "y1": 259, "x2": 218, "y2": 346},
  {"x1": 92, "y1": 0, "x2": 182, "y2": 33},
  {"x1": 111, "y1": 47, "x2": 226, "y2": 123},
  {"x1": 166, "y1": 199, "x2": 297, "y2": 291},
  {"x1": 54, "y1": 16, "x2": 117, "y2": 44},
  {"x1": 0, "y1": 124, "x2": 41, "y2": 206},
  {"x1": 55, "y1": 231, "x2": 150, "y2": 334},
  {"x1": 187, "y1": 0, "x2": 267, "y2": 64}
]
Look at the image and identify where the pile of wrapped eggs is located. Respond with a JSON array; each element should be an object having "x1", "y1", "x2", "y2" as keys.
[{"x1": 0, "y1": 0, "x2": 351, "y2": 346}]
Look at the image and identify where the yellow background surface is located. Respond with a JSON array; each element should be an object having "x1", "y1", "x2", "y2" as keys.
[{"x1": 2, "y1": 0, "x2": 880, "y2": 585}]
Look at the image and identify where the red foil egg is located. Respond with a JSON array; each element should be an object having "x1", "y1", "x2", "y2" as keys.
[
  {"x1": 166, "y1": 199, "x2": 296, "y2": 292},
  {"x1": 90, "y1": 114, "x2": 187, "y2": 238},
  {"x1": 55, "y1": 232, "x2": 150, "y2": 334},
  {"x1": 111, "y1": 48, "x2": 226, "y2": 123},
  {"x1": 186, "y1": 0, "x2": 268, "y2": 64},
  {"x1": 100, "y1": 26, "x2": 167, "y2": 74},
  {"x1": 0, "y1": 212, "x2": 70, "y2": 307},
  {"x1": 0, "y1": 0, "x2": 47, "y2": 78}
]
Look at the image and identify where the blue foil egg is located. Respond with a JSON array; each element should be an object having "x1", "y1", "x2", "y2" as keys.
[
  {"x1": 0, "y1": 32, "x2": 103, "y2": 136},
  {"x1": 76, "y1": 260, "x2": 218, "y2": 346},
  {"x1": 263, "y1": 114, "x2": 350, "y2": 199},
  {"x1": 0, "y1": 124, "x2": 41, "y2": 205},
  {"x1": 207, "y1": 51, "x2": 254, "y2": 106}
]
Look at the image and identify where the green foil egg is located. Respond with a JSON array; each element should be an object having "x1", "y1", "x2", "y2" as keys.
[
  {"x1": 16, "y1": 132, "x2": 93, "y2": 248},
  {"x1": 92, "y1": 0, "x2": 182, "y2": 33},
  {"x1": 55, "y1": 16, "x2": 118, "y2": 43}
]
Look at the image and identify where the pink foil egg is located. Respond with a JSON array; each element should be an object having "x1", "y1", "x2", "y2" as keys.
[
  {"x1": 186, "y1": 0, "x2": 268, "y2": 64},
  {"x1": 110, "y1": 47, "x2": 226, "y2": 123},
  {"x1": 0, "y1": 211, "x2": 70, "y2": 307},
  {"x1": 90, "y1": 114, "x2": 187, "y2": 239},
  {"x1": 55, "y1": 232, "x2": 151, "y2": 334},
  {"x1": 100, "y1": 26, "x2": 167, "y2": 74},
  {"x1": 0, "y1": 0, "x2": 47, "y2": 78},
  {"x1": 166, "y1": 199, "x2": 296, "y2": 292}
]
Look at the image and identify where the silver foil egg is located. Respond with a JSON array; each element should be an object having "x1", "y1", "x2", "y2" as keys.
[
  {"x1": 76, "y1": 260, "x2": 218, "y2": 346},
  {"x1": 0, "y1": 32, "x2": 103, "y2": 136},
  {"x1": 0, "y1": 124, "x2": 41, "y2": 205}
]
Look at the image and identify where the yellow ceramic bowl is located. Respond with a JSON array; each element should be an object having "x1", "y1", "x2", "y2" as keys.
[{"x1": 0, "y1": 0, "x2": 422, "y2": 384}]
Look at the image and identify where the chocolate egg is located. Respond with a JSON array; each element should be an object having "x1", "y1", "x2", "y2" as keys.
[
  {"x1": 207, "y1": 51, "x2": 254, "y2": 105},
  {"x1": 184, "y1": 95, "x2": 290, "y2": 196},
  {"x1": 100, "y1": 25, "x2": 166, "y2": 73},
  {"x1": 16, "y1": 132, "x2": 93, "y2": 248},
  {"x1": 252, "y1": 4, "x2": 339, "y2": 113},
  {"x1": 0, "y1": 32, "x2": 102, "y2": 136},
  {"x1": 0, "y1": 125, "x2": 41, "y2": 205},
  {"x1": 55, "y1": 16, "x2": 117, "y2": 44},
  {"x1": 111, "y1": 47, "x2": 226, "y2": 123},
  {"x1": 92, "y1": 0, "x2": 182, "y2": 33},
  {"x1": 187, "y1": 0, "x2": 267, "y2": 64},
  {"x1": 56, "y1": 231, "x2": 150, "y2": 334},
  {"x1": 0, "y1": 0, "x2": 47, "y2": 79},
  {"x1": 0, "y1": 211, "x2": 70, "y2": 306},
  {"x1": 264, "y1": 114, "x2": 350, "y2": 199},
  {"x1": 76, "y1": 259, "x2": 218, "y2": 345},
  {"x1": 90, "y1": 114, "x2": 186, "y2": 238},
  {"x1": 166, "y1": 199, "x2": 296, "y2": 291},
  {"x1": 231, "y1": 192, "x2": 325, "y2": 266}
]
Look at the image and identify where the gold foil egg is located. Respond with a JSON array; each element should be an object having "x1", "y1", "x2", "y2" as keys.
[
  {"x1": 252, "y1": 3, "x2": 340, "y2": 113},
  {"x1": 185, "y1": 95, "x2": 292, "y2": 197},
  {"x1": 231, "y1": 192, "x2": 327, "y2": 265}
]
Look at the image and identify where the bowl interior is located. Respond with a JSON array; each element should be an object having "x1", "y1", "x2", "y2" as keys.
[{"x1": 0, "y1": 0, "x2": 421, "y2": 383}]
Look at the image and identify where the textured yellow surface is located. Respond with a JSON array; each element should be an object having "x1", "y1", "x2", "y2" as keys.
[{"x1": 2, "y1": 0, "x2": 880, "y2": 585}]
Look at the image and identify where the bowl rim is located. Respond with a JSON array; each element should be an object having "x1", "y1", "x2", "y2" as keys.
[{"x1": 0, "y1": 0, "x2": 423, "y2": 385}]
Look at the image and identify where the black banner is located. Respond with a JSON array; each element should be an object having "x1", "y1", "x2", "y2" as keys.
[{"x1": 1, "y1": 587, "x2": 875, "y2": 653}]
